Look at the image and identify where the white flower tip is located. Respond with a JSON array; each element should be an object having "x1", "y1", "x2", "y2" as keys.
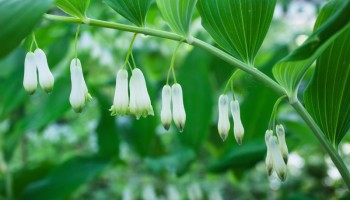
[
  {"x1": 231, "y1": 100, "x2": 244, "y2": 145},
  {"x1": 269, "y1": 136, "x2": 288, "y2": 182},
  {"x1": 172, "y1": 84, "x2": 186, "y2": 132},
  {"x1": 161, "y1": 85, "x2": 172, "y2": 130},
  {"x1": 34, "y1": 48, "x2": 55, "y2": 93},
  {"x1": 111, "y1": 69, "x2": 129, "y2": 116},
  {"x1": 218, "y1": 95, "x2": 230, "y2": 140},
  {"x1": 24, "y1": 52, "x2": 37, "y2": 95},
  {"x1": 220, "y1": 133, "x2": 228, "y2": 142}
]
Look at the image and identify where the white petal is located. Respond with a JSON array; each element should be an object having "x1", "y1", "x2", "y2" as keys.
[
  {"x1": 23, "y1": 52, "x2": 37, "y2": 95},
  {"x1": 172, "y1": 83, "x2": 186, "y2": 132},
  {"x1": 129, "y1": 68, "x2": 153, "y2": 119},
  {"x1": 276, "y1": 124, "x2": 289, "y2": 163},
  {"x1": 111, "y1": 69, "x2": 129, "y2": 116},
  {"x1": 34, "y1": 49, "x2": 54, "y2": 93},
  {"x1": 161, "y1": 85, "x2": 172, "y2": 130},
  {"x1": 69, "y1": 59, "x2": 85, "y2": 113},
  {"x1": 265, "y1": 130, "x2": 274, "y2": 176},
  {"x1": 218, "y1": 95, "x2": 230, "y2": 141},
  {"x1": 269, "y1": 136, "x2": 287, "y2": 181},
  {"x1": 73, "y1": 58, "x2": 92, "y2": 102},
  {"x1": 231, "y1": 100, "x2": 244, "y2": 145}
]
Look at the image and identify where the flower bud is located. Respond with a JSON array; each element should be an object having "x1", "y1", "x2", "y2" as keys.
[
  {"x1": 161, "y1": 85, "x2": 172, "y2": 130},
  {"x1": 269, "y1": 136, "x2": 287, "y2": 181},
  {"x1": 34, "y1": 49, "x2": 54, "y2": 93},
  {"x1": 231, "y1": 100, "x2": 244, "y2": 145},
  {"x1": 23, "y1": 52, "x2": 37, "y2": 95},
  {"x1": 69, "y1": 59, "x2": 88, "y2": 113},
  {"x1": 110, "y1": 69, "x2": 129, "y2": 116},
  {"x1": 265, "y1": 130, "x2": 273, "y2": 176},
  {"x1": 172, "y1": 83, "x2": 186, "y2": 132},
  {"x1": 276, "y1": 124, "x2": 289, "y2": 163},
  {"x1": 129, "y1": 68, "x2": 154, "y2": 119},
  {"x1": 218, "y1": 95, "x2": 230, "y2": 141}
]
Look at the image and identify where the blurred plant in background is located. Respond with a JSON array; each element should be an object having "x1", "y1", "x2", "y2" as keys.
[{"x1": 0, "y1": 0, "x2": 350, "y2": 199}]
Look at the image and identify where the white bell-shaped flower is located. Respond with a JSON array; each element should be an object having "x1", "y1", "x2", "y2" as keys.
[
  {"x1": 269, "y1": 135, "x2": 287, "y2": 181},
  {"x1": 276, "y1": 124, "x2": 289, "y2": 163},
  {"x1": 110, "y1": 69, "x2": 129, "y2": 116},
  {"x1": 218, "y1": 94, "x2": 230, "y2": 141},
  {"x1": 172, "y1": 83, "x2": 186, "y2": 132},
  {"x1": 129, "y1": 68, "x2": 154, "y2": 119},
  {"x1": 34, "y1": 49, "x2": 54, "y2": 93},
  {"x1": 23, "y1": 52, "x2": 37, "y2": 95},
  {"x1": 265, "y1": 130, "x2": 273, "y2": 176},
  {"x1": 69, "y1": 58, "x2": 91, "y2": 112},
  {"x1": 231, "y1": 100, "x2": 244, "y2": 145},
  {"x1": 161, "y1": 85, "x2": 172, "y2": 130}
]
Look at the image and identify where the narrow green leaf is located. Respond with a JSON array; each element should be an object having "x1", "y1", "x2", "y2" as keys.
[
  {"x1": 104, "y1": 0, "x2": 153, "y2": 27},
  {"x1": 56, "y1": 0, "x2": 90, "y2": 20},
  {"x1": 156, "y1": 0, "x2": 198, "y2": 41},
  {"x1": 94, "y1": 91, "x2": 121, "y2": 158},
  {"x1": 21, "y1": 156, "x2": 109, "y2": 200},
  {"x1": 177, "y1": 48, "x2": 213, "y2": 149},
  {"x1": 208, "y1": 140, "x2": 266, "y2": 172},
  {"x1": 0, "y1": 0, "x2": 54, "y2": 58},
  {"x1": 197, "y1": 0, "x2": 277, "y2": 65},
  {"x1": 145, "y1": 146, "x2": 195, "y2": 176},
  {"x1": 4, "y1": 78, "x2": 71, "y2": 160},
  {"x1": 272, "y1": 0, "x2": 350, "y2": 97},
  {"x1": 304, "y1": 0, "x2": 350, "y2": 147}
]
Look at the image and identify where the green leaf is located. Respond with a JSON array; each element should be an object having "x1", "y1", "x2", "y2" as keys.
[
  {"x1": 56, "y1": 0, "x2": 90, "y2": 20},
  {"x1": 177, "y1": 48, "x2": 213, "y2": 149},
  {"x1": 304, "y1": 0, "x2": 350, "y2": 147},
  {"x1": 4, "y1": 78, "x2": 71, "y2": 160},
  {"x1": 145, "y1": 146, "x2": 195, "y2": 176},
  {"x1": 104, "y1": 0, "x2": 153, "y2": 27},
  {"x1": 11, "y1": 162, "x2": 55, "y2": 199},
  {"x1": 208, "y1": 140, "x2": 266, "y2": 173},
  {"x1": 197, "y1": 0, "x2": 277, "y2": 65},
  {"x1": 94, "y1": 91, "x2": 120, "y2": 158},
  {"x1": 156, "y1": 0, "x2": 197, "y2": 41},
  {"x1": 0, "y1": 50, "x2": 28, "y2": 119},
  {"x1": 0, "y1": 0, "x2": 54, "y2": 58},
  {"x1": 272, "y1": 0, "x2": 350, "y2": 97},
  {"x1": 21, "y1": 156, "x2": 109, "y2": 200}
]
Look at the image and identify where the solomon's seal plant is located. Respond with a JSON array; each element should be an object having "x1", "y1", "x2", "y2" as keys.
[{"x1": 0, "y1": 0, "x2": 349, "y2": 197}]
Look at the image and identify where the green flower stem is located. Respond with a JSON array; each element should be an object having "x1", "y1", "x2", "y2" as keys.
[
  {"x1": 166, "y1": 41, "x2": 183, "y2": 85},
  {"x1": 32, "y1": 32, "x2": 39, "y2": 49},
  {"x1": 123, "y1": 33, "x2": 137, "y2": 70},
  {"x1": 291, "y1": 100, "x2": 350, "y2": 189},
  {"x1": 44, "y1": 14, "x2": 350, "y2": 188},
  {"x1": 75, "y1": 23, "x2": 81, "y2": 66},
  {"x1": 268, "y1": 95, "x2": 287, "y2": 130},
  {"x1": 223, "y1": 69, "x2": 240, "y2": 95}
]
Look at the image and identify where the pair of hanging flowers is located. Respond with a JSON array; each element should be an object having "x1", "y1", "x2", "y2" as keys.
[
  {"x1": 265, "y1": 124, "x2": 289, "y2": 181},
  {"x1": 111, "y1": 68, "x2": 154, "y2": 119},
  {"x1": 23, "y1": 34, "x2": 54, "y2": 95},
  {"x1": 218, "y1": 95, "x2": 244, "y2": 144},
  {"x1": 161, "y1": 84, "x2": 186, "y2": 132}
]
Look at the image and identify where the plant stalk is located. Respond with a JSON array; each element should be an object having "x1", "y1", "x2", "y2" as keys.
[{"x1": 291, "y1": 100, "x2": 350, "y2": 188}]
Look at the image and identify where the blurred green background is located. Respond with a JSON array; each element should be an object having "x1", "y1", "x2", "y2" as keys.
[{"x1": 0, "y1": 0, "x2": 350, "y2": 199}]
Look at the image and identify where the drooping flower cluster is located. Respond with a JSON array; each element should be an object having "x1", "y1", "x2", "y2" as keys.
[
  {"x1": 160, "y1": 83, "x2": 186, "y2": 132},
  {"x1": 265, "y1": 124, "x2": 289, "y2": 181},
  {"x1": 111, "y1": 68, "x2": 154, "y2": 120},
  {"x1": 69, "y1": 58, "x2": 92, "y2": 113},
  {"x1": 23, "y1": 49, "x2": 54, "y2": 95},
  {"x1": 217, "y1": 94, "x2": 244, "y2": 144}
]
